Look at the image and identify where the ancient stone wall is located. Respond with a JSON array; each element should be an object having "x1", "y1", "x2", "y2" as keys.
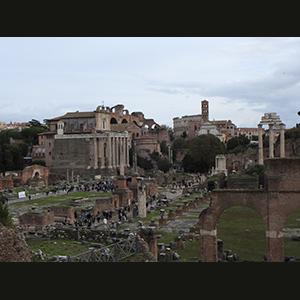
[
  {"x1": 199, "y1": 158, "x2": 300, "y2": 262},
  {"x1": 51, "y1": 138, "x2": 91, "y2": 174},
  {"x1": 21, "y1": 164, "x2": 50, "y2": 186},
  {"x1": 50, "y1": 206, "x2": 75, "y2": 223},
  {"x1": 19, "y1": 212, "x2": 54, "y2": 228},
  {"x1": 95, "y1": 195, "x2": 119, "y2": 211},
  {"x1": 264, "y1": 158, "x2": 300, "y2": 192}
]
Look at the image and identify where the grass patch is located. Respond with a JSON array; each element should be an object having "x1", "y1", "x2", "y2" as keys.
[
  {"x1": 284, "y1": 208, "x2": 300, "y2": 259},
  {"x1": 27, "y1": 238, "x2": 94, "y2": 262},
  {"x1": 217, "y1": 206, "x2": 266, "y2": 261},
  {"x1": 176, "y1": 240, "x2": 201, "y2": 262},
  {"x1": 8, "y1": 192, "x2": 112, "y2": 209}
]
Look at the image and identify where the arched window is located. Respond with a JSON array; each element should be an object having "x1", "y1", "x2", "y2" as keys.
[
  {"x1": 103, "y1": 119, "x2": 106, "y2": 129},
  {"x1": 122, "y1": 119, "x2": 128, "y2": 124},
  {"x1": 110, "y1": 117, "x2": 118, "y2": 124}
]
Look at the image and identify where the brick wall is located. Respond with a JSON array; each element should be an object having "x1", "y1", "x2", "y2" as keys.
[{"x1": 264, "y1": 158, "x2": 300, "y2": 192}]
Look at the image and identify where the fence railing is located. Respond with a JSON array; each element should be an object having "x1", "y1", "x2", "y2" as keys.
[{"x1": 56, "y1": 234, "x2": 141, "y2": 262}]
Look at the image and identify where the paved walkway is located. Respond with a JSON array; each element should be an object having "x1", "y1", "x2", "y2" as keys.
[{"x1": 114, "y1": 187, "x2": 209, "y2": 234}]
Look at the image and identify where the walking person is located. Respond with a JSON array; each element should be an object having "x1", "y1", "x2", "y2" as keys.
[{"x1": 103, "y1": 217, "x2": 107, "y2": 229}]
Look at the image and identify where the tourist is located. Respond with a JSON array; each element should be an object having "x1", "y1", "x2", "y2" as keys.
[{"x1": 103, "y1": 217, "x2": 107, "y2": 228}]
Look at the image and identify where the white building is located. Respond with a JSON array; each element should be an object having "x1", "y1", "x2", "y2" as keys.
[{"x1": 197, "y1": 121, "x2": 223, "y2": 142}]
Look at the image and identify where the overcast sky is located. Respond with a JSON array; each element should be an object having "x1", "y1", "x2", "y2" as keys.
[{"x1": 1, "y1": 37, "x2": 299, "y2": 129}]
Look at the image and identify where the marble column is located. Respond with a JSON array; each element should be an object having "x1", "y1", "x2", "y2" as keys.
[
  {"x1": 100, "y1": 137, "x2": 105, "y2": 169},
  {"x1": 125, "y1": 136, "x2": 129, "y2": 167},
  {"x1": 112, "y1": 136, "x2": 115, "y2": 168},
  {"x1": 137, "y1": 177, "x2": 147, "y2": 218},
  {"x1": 269, "y1": 123, "x2": 274, "y2": 158},
  {"x1": 107, "y1": 135, "x2": 112, "y2": 169},
  {"x1": 258, "y1": 123, "x2": 263, "y2": 165},
  {"x1": 93, "y1": 137, "x2": 98, "y2": 169},
  {"x1": 120, "y1": 138, "x2": 125, "y2": 176},
  {"x1": 133, "y1": 140, "x2": 137, "y2": 172},
  {"x1": 280, "y1": 123, "x2": 285, "y2": 158}
]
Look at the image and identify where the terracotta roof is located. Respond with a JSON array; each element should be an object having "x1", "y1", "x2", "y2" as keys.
[
  {"x1": 50, "y1": 111, "x2": 95, "y2": 121},
  {"x1": 60, "y1": 111, "x2": 95, "y2": 119}
]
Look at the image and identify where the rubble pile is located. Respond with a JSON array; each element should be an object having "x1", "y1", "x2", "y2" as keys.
[{"x1": 0, "y1": 223, "x2": 32, "y2": 262}]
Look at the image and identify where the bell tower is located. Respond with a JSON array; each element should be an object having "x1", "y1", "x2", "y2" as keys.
[{"x1": 201, "y1": 100, "x2": 209, "y2": 122}]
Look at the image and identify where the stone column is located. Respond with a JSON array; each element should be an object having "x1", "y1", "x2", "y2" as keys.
[
  {"x1": 258, "y1": 123, "x2": 264, "y2": 165},
  {"x1": 266, "y1": 230, "x2": 284, "y2": 262},
  {"x1": 66, "y1": 169, "x2": 69, "y2": 184},
  {"x1": 139, "y1": 227, "x2": 157, "y2": 261},
  {"x1": 100, "y1": 137, "x2": 105, "y2": 169},
  {"x1": 269, "y1": 123, "x2": 274, "y2": 158},
  {"x1": 107, "y1": 135, "x2": 112, "y2": 169},
  {"x1": 133, "y1": 140, "x2": 137, "y2": 172},
  {"x1": 200, "y1": 229, "x2": 218, "y2": 262},
  {"x1": 93, "y1": 137, "x2": 98, "y2": 169},
  {"x1": 126, "y1": 137, "x2": 130, "y2": 167},
  {"x1": 120, "y1": 138, "x2": 125, "y2": 176},
  {"x1": 116, "y1": 137, "x2": 120, "y2": 167},
  {"x1": 280, "y1": 123, "x2": 285, "y2": 158},
  {"x1": 137, "y1": 177, "x2": 147, "y2": 218},
  {"x1": 112, "y1": 136, "x2": 115, "y2": 168}
]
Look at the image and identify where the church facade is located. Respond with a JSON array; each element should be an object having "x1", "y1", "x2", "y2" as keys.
[{"x1": 36, "y1": 104, "x2": 164, "y2": 178}]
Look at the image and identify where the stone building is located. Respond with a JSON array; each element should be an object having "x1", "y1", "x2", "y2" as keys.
[
  {"x1": 36, "y1": 104, "x2": 165, "y2": 178},
  {"x1": 173, "y1": 100, "x2": 236, "y2": 142},
  {"x1": 212, "y1": 119, "x2": 236, "y2": 142},
  {"x1": 235, "y1": 127, "x2": 263, "y2": 141},
  {"x1": 173, "y1": 100, "x2": 209, "y2": 139},
  {"x1": 197, "y1": 121, "x2": 223, "y2": 142}
]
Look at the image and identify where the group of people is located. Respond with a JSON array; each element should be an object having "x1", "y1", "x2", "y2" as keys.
[
  {"x1": 64, "y1": 180, "x2": 117, "y2": 193},
  {"x1": 73, "y1": 209, "x2": 114, "y2": 228}
]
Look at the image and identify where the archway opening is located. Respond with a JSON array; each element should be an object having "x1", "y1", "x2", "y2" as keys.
[
  {"x1": 217, "y1": 206, "x2": 266, "y2": 262},
  {"x1": 34, "y1": 172, "x2": 40, "y2": 179},
  {"x1": 110, "y1": 117, "x2": 118, "y2": 124},
  {"x1": 283, "y1": 208, "x2": 300, "y2": 262}
]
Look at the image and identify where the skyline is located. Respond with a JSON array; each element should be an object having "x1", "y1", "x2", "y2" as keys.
[{"x1": 1, "y1": 37, "x2": 300, "y2": 129}]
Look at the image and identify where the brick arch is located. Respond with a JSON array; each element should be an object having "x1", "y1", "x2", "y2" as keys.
[
  {"x1": 275, "y1": 193, "x2": 300, "y2": 231},
  {"x1": 199, "y1": 158, "x2": 300, "y2": 262},
  {"x1": 199, "y1": 191, "x2": 268, "y2": 262},
  {"x1": 200, "y1": 191, "x2": 268, "y2": 230}
]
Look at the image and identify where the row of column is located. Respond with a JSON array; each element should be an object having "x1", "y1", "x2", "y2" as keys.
[
  {"x1": 93, "y1": 135, "x2": 129, "y2": 170},
  {"x1": 258, "y1": 123, "x2": 285, "y2": 165}
]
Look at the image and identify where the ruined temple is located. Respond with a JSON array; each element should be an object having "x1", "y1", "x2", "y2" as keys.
[{"x1": 35, "y1": 104, "x2": 168, "y2": 178}]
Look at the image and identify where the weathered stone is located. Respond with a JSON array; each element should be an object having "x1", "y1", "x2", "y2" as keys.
[
  {"x1": 159, "y1": 253, "x2": 166, "y2": 262},
  {"x1": 173, "y1": 252, "x2": 180, "y2": 260}
]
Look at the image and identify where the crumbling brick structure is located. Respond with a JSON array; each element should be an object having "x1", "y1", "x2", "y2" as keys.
[
  {"x1": 95, "y1": 195, "x2": 119, "y2": 211},
  {"x1": 199, "y1": 158, "x2": 300, "y2": 262},
  {"x1": 18, "y1": 211, "x2": 54, "y2": 230}
]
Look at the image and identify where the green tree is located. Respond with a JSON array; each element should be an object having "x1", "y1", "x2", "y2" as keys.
[
  {"x1": 137, "y1": 156, "x2": 153, "y2": 170},
  {"x1": 226, "y1": 135, "x2": 250, "y2": 153},
  {"x1": 20, "y1": 126, "x2": 47, "y2": 145},
  {"x1": 3, "y1": 148, "x2": 14, "y2": 171},
  {"x1": 157, "y1": 158, "x2": 172, "y2": 173},
  {"x1": 0, "y1": 202, "x2": 14, "y2": 227},
  {"x1": 285, "y1": 127, "x2": 300, "y2": 142},
  {"x1": 183, "y1": 134, "x2": 225, "y2": 173},
  {"x1": 160, "y1": 140, "x2": 168, "y2": 155},
  {"x1": 10, "y1": 144, "x2": 25, "y2": 170}
]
